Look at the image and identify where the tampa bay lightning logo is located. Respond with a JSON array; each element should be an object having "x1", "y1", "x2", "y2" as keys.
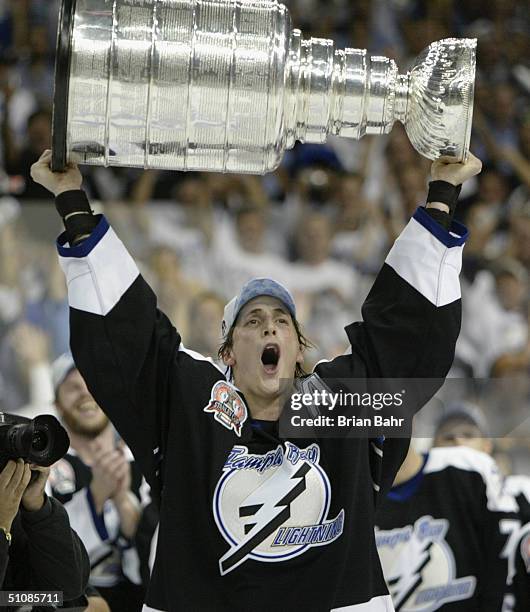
[
  {"x1": 213, "y1": 442, "x2": 344, "y2": 575},
  {"x1": 376, "y1": 516, "x2": 476, "y2": 611}
]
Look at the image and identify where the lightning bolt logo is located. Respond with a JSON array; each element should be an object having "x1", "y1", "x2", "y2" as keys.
[
  {"x1": 386, "y1": 537, "x2": 433, "y2": 610},
  {"x1": 377, "y1": 517, "x2": 476, "y2": 610},
  {"x1": 219, "y1": 461, "x2": 312, "y2": 575}
]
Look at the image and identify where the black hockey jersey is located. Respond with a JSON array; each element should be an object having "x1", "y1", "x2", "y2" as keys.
[
  {"x1": 57, "y1": 204, "x2": 466, "y2": 612},
  {"x1": 375, "y1": 446, "x2": 519, "y2": 611}
]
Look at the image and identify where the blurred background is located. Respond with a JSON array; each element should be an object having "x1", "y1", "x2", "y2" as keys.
[{"x1": 0, "y1": 0, "x2": 528, "y2": 469}]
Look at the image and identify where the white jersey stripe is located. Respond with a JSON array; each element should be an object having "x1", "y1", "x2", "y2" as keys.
[
  {"x1": 371, "y1": 441, "x2": 384, "y2": 457},
  {"x1": 58, "y1": 217, "x2": 139, "y2": 316},
  {"x1": 178, "y1": 344, "x2": 226, "y2": 375},
  {"x1": 385, "y1": 209, "x2": 466, "y2": 307},
  {"x1": 425, "y1": 447, "x2": 518, "y2": 513}
]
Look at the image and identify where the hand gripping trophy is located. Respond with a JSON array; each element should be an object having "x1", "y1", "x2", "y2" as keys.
[{"x1": 52, "y1": 0, "x2": 476, "y2": 174}]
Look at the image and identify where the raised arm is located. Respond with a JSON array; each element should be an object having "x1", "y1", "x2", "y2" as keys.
[
  {"x1": 356, "y1": 154, "x2": 481, "y2": 378},
  {"x1": 31, "y1": 152, "x2": 183, "y2": 494},
  {"x1": 317, "y1": 153, "x2": 482, "y2": 382},
  {"x1": 314, "y1": 154, "x2": 481, "y2": 497}
]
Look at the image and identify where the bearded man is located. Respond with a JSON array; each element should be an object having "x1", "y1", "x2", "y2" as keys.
[{"x1": 50, "y1": 353, "x2": 145, "y2": 611}]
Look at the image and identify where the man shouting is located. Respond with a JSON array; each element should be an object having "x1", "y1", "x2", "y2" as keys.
[{"x1": 32, "y1": 149, "x2": 481, "y2": 611}]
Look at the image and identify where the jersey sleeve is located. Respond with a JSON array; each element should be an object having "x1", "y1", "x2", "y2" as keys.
[
  {"x1": 316, "y1": 206, "x2": 467, "y2": 381},
  {"x1": 315, "y1": 208, "x2": 468, "y2": 497},
  {"x1": 56, "y1": 213, "x2": 181, "y2": 493},
  {"x1": 350, "y1": 206, "x2": 467, "y2": 378}
]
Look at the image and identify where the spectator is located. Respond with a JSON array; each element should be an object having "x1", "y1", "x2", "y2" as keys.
[
  {"x1": 212, "y1": 205, "x2": 292, "y2": 299},
  {"x1": 187, "y1": 291, "x2": 225, "y2": 359},
  {"x1": 330, "y1": 172, "x2": 389, "y2": 274},
  {"x1": 291, "y1": 212, "x2": 362, "y2": 298},
  {"x1": 0, "y1": 321, "x2": 53, "y2": 415},
  {"x1": 507, "y1": 200, "x2": 530, "y2": 270},
  {"x1": 17, "y1": 24, "x2": 55, "y2": 106},
  {"x1": 49, "y1": 354, "x2": 145, "y2": 612},
  {"x1": 145, "y1": 174, "x2": 217, "y2": 286},
  {"x1": 455, "y1": 258, "x2": 528, "y2": 377},
  {"x1": 5, "y1": 108, "x2": 51, "y2": 199},
  {"x1": 148, "y1": 245, "x2": 204, "y2": 339},
  {"x1": 0, "y1": 54, "x2": 36, "y2": 168}
]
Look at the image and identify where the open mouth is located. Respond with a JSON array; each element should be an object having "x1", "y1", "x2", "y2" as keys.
[{"x1": 261, "y1": 343, "x2": 280, "y2": 373}]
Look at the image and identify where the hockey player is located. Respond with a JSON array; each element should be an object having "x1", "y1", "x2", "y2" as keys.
[
  {"x1": 375, "y1": 440, "x2": 518, "y2": 611},
  {"x1": 433, "y1": 401, "x2": 492, "y2": 454},
  {"x1": 31, "y1": 150, "x2": 481, "y2": 611},
  {"x1": 433, "y1": 404, "x2": 530, "y2": 611}
]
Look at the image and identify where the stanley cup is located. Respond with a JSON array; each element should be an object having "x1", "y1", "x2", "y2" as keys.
[{"x1": 52, "y1": 0, "x2": 477, "y2": 173}]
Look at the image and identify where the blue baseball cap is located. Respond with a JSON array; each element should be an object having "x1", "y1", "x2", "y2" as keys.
[{"x1": 222, "y1": 278, "x2": 296, "y2": 337}]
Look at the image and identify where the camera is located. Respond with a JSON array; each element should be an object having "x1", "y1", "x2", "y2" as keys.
[{"x1": 0, "y1": 412, "x2": 70, "y2": 473}]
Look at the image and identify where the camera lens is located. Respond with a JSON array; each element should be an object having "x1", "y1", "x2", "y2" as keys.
[
  {"x1": 0, "y1": 414, "x2": 69, "y2": 467},
  {"x1": 32, "y1": 430, "x2": 48, "y2": 452}
]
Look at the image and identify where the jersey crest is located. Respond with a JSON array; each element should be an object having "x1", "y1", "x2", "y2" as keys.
[
  {"x1": 213, "y1": 441, "x2": 344, "y2": 575},
  {"x1": 204, "y1": 380, "x2": 248, "y2": 437},
  {"x1": 376, "y1": 515, "x2": 476, "y2": 611}
]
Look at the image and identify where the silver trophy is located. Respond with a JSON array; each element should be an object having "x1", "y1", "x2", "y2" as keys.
[{"x1": 52, "y1": 0, "x2": 476, "y2": 173}]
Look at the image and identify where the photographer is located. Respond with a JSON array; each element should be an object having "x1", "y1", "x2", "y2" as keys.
[{"x1": 0, "y1": 457, "x2": 89, "y2": 608}]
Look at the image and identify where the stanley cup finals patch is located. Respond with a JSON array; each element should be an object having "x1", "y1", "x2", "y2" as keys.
[{"x1": 204, "y1": 380, "x2": 248, "y2": 437}]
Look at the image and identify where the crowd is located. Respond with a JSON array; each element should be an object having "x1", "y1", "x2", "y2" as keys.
[{"x1": 0, "y1": 0, "x2": 529, "y2": 609}]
